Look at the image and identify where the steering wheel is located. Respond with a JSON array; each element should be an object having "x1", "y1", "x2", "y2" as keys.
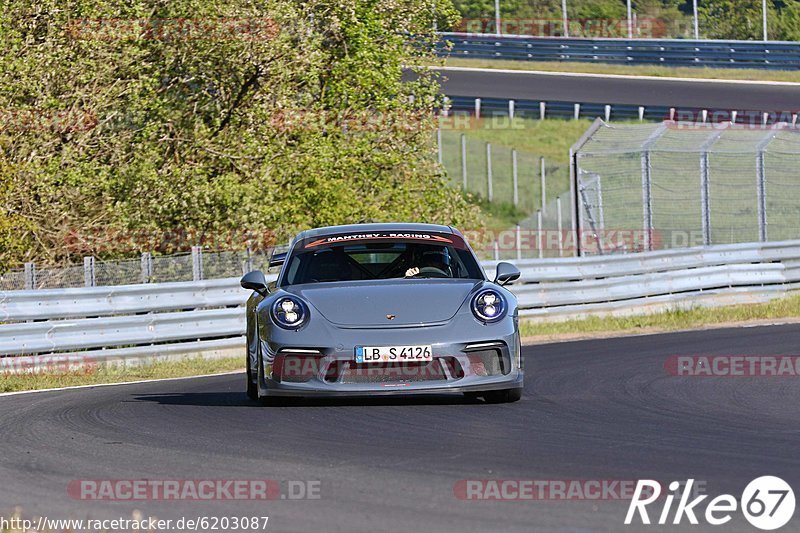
[{"x1": 414, "y1": 266, "x2": 449, "y2": 278}]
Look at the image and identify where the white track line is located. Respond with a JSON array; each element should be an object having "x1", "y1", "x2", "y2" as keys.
[
  {"x1": 432, "y1": 65, "x2": 800, "y2": 87},
  {"x1": 0, "y1": 370, "x2": 244, "y2": 398}
]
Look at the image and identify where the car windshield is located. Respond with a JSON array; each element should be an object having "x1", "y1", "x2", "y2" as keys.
[{"x1": 281, "y1": 233, "x2": 484, "y2": 285}]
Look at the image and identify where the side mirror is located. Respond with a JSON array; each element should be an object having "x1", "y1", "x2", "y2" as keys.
[
  {"x1": 494, "y1": 262, "x2": 521, "y2": 286},
  {"x1": 241, "y1": 271, "x2": 269, "y2": 295}
]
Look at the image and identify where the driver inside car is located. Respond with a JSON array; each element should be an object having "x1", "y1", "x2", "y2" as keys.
[{"x1": 405, "y1": 249, "x2": 452, "y2": 278}]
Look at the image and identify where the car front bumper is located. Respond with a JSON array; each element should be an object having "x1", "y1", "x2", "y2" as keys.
[{"x1": 256, "y1": 324, "x2": 523, "y2": 397}]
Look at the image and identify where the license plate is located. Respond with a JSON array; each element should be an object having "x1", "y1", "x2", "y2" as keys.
[{"x1": 355, "y1": 345, "x2": 433, "y2": 363}]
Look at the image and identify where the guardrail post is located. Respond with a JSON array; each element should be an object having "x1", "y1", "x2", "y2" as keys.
[
  {"x1": 24, "y1": 262, "x2": 36, "y2": 290},
  {"x1": 141, "y1": 253, "x2": 153, "y2": 283},
  {"x1": 508, "y1": 99, "x2": 515, "y2": 120},
  {"x1": 537, "y1": 210, "x2": 543, "y2": 258},
  {"x1": 540, "y1": 157, "x2": 546, "y2": 215},
  {"x1": 638, "y1": 106, "x2": 645, "y2": 122},
  {"x1": 515, "y1": 225, "x2": 522, "y2": 260},
  {"x1": 605, "y1": 105, "x2": 611, "y2": 122},
  {"x1": 512, "y1": 149, "x2": 519, "y2": 206},
  {"x1": 192, "y1": 246, "x2": 204, "y2": 281},
  {"x1": 556, "y1": 196, "x2": 564, "y2": 257},
  {"x1": 539, "y1": 101, "x2": 546, "y2": 120},
  {"x1": 460, "y1": 133, "x2": 468, "y2": 191},
  {"x1": 486, "y1": 142, "x2": 493, "y2": 202},
  {"x1": 574, "y1": 103, "x2": 580, "y2": 120},
  {"x1": 475, "y1": 98, "x2": 481, "y2": 119},
  {"x1": 83, "y1": 256, "x2": 96, "y2": 287}
]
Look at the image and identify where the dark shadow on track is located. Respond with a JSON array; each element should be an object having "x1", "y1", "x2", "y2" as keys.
[{"x1": 130, "y1": 391, "x2": 490, "y2": 407}]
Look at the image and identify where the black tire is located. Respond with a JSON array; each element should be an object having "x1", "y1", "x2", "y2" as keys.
[
  {"x1": 483, "y1": 388, "x2": 523, "y2": 404},
  {"x1": 246, "y1": 357, "x2": 259, "y2": 401}
]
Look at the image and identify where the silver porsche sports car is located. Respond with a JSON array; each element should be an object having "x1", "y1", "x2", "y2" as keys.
[{"x1": 241, "y1": 223, "x2": 523, "y2": 403}]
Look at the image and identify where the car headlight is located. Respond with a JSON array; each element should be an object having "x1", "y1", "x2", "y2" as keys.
[
  {"x1": 271, "y1": 296, "x2": 309, "y2": 329},
  {"x1": 471, "y1": 289, "x2": 506, "y2": 323}
]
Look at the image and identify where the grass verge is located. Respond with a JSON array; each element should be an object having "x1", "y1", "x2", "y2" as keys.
[
  {"x1": 440, "y1": 57, "x2": 800, "y2": 83},
  {"x1": 0, "y1": 356, "x2": 242, "y2": 394},
  {"x1": 520, "y1": 293, "x2": 800, "y2": 342}
]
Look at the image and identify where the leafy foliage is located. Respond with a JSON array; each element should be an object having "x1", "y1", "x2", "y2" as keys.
[{"x1": 0, "y1": 0, "x2": 479, "y2": 270}]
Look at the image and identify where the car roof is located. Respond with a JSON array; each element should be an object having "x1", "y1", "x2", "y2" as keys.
[{"x1": 296, "y1": 223, "x2": 458, "y2": 242}]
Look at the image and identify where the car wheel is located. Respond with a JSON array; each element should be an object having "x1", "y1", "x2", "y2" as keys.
[
  {"x1": 483, "y1": 388, "x2": 522, "y2": 404},
  {"x1": 246, "y1": 356, "x2": 258, "y2": 401}
]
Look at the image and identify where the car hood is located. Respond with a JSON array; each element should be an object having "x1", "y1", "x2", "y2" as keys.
[{"x1": 284, "y1": 279, "x2": 482, "y2": 327}]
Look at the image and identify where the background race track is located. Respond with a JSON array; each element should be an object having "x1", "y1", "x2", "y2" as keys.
[
  {"x1": 2, "y1": 325, "x2": 799, "y2": 532},
  {"x1": 432, "y1": 67, "x2": 800, "y2": 110}
]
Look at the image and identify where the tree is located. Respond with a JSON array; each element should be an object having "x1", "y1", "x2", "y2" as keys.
[
  {"x1": 697, "y1": 0, "x2": 767, "y2": 40},
  {"x1": 0, "y1": 0, "x2": 479, "y2": 270},
  {"x1": 774, "y1": 0, "x2": 800, "y2": 40}
]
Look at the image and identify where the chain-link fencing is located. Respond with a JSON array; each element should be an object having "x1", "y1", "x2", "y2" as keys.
[
  {"x1": 574, "y1": 120, "x2": 800, "y2": 255},
  {"x1": 0, "y1": 248, "x2": 275, "y2": 291}
]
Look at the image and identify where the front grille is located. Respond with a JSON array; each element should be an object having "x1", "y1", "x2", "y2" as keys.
[{"x1": 335, "y1": 360, "x2": 448, "y2": 384}]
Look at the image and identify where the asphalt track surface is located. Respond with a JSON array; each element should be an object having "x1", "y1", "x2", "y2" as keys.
[
  {"x1": 2, "y1": 324, "x2": 800, "y2": 532},
  {"x1": 432, "y1": 67, "x2": 800, "y2": 111}
]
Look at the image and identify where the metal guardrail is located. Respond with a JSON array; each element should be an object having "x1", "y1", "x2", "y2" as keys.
[
  {"x1": 3, "y1": 241, "x2": 800, "y2": 369},
  {"x1": 439, "y1": 33, "x2": 800, "y2": 69},
  {"x1": 444, "y1": 95, "x2": 798, "y2": 127},
  {"x1": 0, "y1": 277, "x2": 250, "y2": 322},
  {"x1": 446, "y1": 95, "x2": 671, "y2": 123}
]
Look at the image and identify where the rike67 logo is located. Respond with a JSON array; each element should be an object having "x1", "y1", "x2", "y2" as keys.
[{"x1": 626, "y1": 477, "x2": 795, "y2": 530}]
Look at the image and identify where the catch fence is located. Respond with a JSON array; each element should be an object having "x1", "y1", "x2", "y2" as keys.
[{"x1": 571, "y1": 120, "x2": 800, "y2": 255}]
